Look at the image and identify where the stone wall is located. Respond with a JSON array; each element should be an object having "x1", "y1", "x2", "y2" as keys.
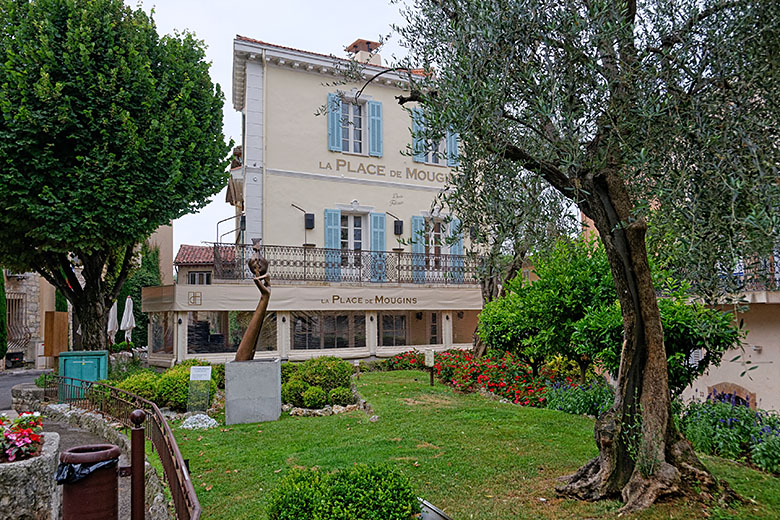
[
  {"x1": 5, "y1": 272, "x2": 42, "y2": 359},
  {"x1": 0, "y1": 432, "x2": 61, "y2": 520}
]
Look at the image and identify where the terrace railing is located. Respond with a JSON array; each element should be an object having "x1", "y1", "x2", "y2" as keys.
[
  {"x1": 43, "y1": 375, "x2": 201, "y2": 520},
  {"x1": 211, "y1": 243, "x2": 479, "y2": 285}
]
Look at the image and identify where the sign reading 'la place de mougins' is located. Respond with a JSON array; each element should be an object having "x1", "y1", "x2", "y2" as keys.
[{"x1": 317, "y1": 159, "x2": 449, "y2": 185}]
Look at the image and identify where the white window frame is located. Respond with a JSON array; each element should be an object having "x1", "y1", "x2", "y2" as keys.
[
  {"x1": 340, "y1": 100, "x2": 366, "y2": 155},
  {"x1": 423, "y1": 137, "x2": 447, "y2": 166}
]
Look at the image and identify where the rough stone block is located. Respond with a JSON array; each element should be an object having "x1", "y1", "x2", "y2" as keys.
[{"x1": 225, "y1": 359, "x2": 281, "y2": 425}]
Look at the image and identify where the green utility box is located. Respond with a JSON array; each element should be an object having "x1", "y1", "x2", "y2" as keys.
[{"x1": 58, "y1": 350, "x2": 109, "y2": 382}]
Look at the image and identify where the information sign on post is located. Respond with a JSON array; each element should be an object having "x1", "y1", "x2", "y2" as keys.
[
  {"x1": 188, "y1": 365, "x2": 212, "y2": 413},
  {"x1": 424, "y1": 349, "x2": 434, "y2": 386}
]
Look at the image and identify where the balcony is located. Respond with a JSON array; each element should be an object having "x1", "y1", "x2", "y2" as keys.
[{"x1": 210, "y1": 243, "x2": 479, "y2": 286}]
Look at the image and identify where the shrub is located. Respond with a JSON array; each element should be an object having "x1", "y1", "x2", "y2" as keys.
[
  {"x1": 302, "y1": 386, "x2": 327, "y2": 409},
  {"x1": 327, "y1": 464, "x2": 420, "y2": 520},
  {"x1": 679, "y1": 394, "x2": 780, "y2": 472},
  {"x1": 266, "y1": 468, "x2": 329, "y2": 520},
  {"x1": 573, "y1": 297, "x2": 742, "y2": 397},
  {"x1": 116, "y1": 371, "x2": 160, "y2": 401},
  {"x1": 281, "y1": 379, "x2": 310, "y2": 408},
  {"x1": 297, "y1": 357, "x2": 352, "y2": 394},
  {"x1": 109, "y1": 341, "x2": 134, "y2": 353},
  {"x1": 358, "y1": 360, "x2": 386, "y2": 373},
  {"x1": 266, "y1": 465, "x2": 420, "y2": 520},
  {"x1": 211, "y1": 363, "x2": 225, "y2": 389},
  {"x1": 34, "y1": 372, "x2": 49, "y2": 388},
  {"x1": 751, "y1": 433, "x2": 780, "y2": 474},
  {"x1": 328, "y1": 386, "x2": 355, "y2": 406},
  {"x1": 545, "y1": 379, "x2": 614, "y2": 416},
  {"x1": 281, "y1": 362, "x2": 299, "y2": 385},
  {"x1": 156, "y1": 364, "x2": 217, "y2": 411}
]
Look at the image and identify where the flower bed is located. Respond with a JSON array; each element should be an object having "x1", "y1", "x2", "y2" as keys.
[
  {"x1": 1, "y1": 412, "x2": 43, "y2": 463},
  {"x1": 680, "y1": 392, "x2": 780, "y2": 474},
  {"x1": 387, "y1": 350, "x2": 550, "y2": 406}
]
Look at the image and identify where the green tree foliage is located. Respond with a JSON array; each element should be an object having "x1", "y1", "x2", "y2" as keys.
[
  {"x1": 0, "y1": 0, "x2": 231, "y2": 349},
  {"x1": 393, "y1": 0, "x2": 779, "y2": 508},
  {"x1": 0, "y1": 272, "x2": 6, "y2": 360},
  {"x1": 479, "y1": 238, "x2": 615, "y2": 379},
  {"x1": 54, "y1": 290, "x2": 68, "y2": 312},
  {"x1": 116, "y1": 243, "x2": 161, "y2": 347},
  {"x1": 573, "y1": 296, "x2": 743, "y2": 397}
]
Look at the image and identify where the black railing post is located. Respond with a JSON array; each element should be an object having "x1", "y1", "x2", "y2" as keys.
[{"x1": 130, "y1": 409, "x2": 146, "y2": 520}]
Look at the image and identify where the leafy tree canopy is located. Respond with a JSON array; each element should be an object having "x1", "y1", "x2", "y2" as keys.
[{"x1": 0, "y1": 0, "x2": 231, "y2": 348}]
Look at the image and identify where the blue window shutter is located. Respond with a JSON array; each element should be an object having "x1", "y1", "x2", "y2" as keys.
[
  {"x1": 411, "y1": 108, "x2": 426, "y2": 163},
  {"x1": 411, "y1": 215, "x2": 425, "y2": 283},
  {"x1": 370, "y1": 212, "x2": 386, "y2": 282},
  {"x1": 446, "y1": 128, "x2": 459, "y2": 167},
  {"x1": 449, "y1": 218, "x2": 464, "y2": 284},
  {"x1": 368, "y1": 101, "x2": 383, "y2": 158},
  {"x1": 327, "y1": 93, "x2": 342, "y2": 152},
  {"x1": 324, "y1": 208, "x2": 341, "y2": 282}
]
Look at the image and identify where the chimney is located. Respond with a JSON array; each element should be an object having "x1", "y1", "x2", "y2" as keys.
[{"x1": 346, "y1": 39, "x2": 382, "y2": 66}]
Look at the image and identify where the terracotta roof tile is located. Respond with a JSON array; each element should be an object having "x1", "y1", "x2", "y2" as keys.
[{"x1": 174, "y1": 245, "x2": 214, "y2": 266}]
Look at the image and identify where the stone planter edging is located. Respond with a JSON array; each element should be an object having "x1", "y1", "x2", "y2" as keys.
[{"x1": 0, "y1": 432, "x2": 61, "y2": 520}]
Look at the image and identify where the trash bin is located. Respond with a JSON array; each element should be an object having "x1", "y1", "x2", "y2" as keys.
[{"x1": 55, "y1": 444, "x2": 121, "y2": 520}]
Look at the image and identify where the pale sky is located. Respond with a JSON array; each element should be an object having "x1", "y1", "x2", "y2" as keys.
[{"x1": 128, "y1": 0, "x2": 408, "y2": 256}]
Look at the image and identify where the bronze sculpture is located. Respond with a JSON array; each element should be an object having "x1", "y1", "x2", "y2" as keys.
[{"x1": 233, "y1": 243, "x2": 271, "y2": 362}]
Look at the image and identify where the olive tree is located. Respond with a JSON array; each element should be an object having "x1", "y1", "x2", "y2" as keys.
[
  {"x1": 393, "y1": 0, "x2": 780, "y2": 511},
  {"x1": 0, "y1": 0, "x2": 231, "y2": 349}
]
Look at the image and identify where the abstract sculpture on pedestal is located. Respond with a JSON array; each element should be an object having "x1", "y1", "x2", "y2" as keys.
[{"x1": 233, "y1": 241, "x2": 271, "y2": 362}]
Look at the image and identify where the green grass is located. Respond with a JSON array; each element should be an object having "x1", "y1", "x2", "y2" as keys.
[{"x1": 173, "y1": 371, "x2": 780, "y2": 520}]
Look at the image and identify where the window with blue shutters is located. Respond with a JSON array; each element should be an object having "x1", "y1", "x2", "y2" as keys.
[
  {"x1": 370, "y1": 212, "x2": 386, "y2": 282},
  {"x1": 412, "y1": 109, "x2": 459, "y2": 166},
  {"x1": 324, "y1": 208, "x2": 341, "y2": 282},
  {"x1": 327, "y1": 93, "x2": 342, "y2": 152},
  {"x1": 368, "y1": 101, "x2": 383, "y2": 157},
  {"x1": 328, "y1": 94, "x2": 382, "y2": 156}
]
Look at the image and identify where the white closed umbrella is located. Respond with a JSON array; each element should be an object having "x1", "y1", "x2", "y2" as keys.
[
  {"x1": 107, "y1": 300, "x2": 119, "y2": 346},
  {"x1": 120, "y1": 296, "x2": 136, "y2": 343}
]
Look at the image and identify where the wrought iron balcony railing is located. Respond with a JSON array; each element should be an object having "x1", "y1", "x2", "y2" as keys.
[{"x1": 210, "y1": 243, "x2": 479, "y2": 285}]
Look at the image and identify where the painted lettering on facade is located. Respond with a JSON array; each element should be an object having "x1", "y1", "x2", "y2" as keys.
[
  {"x1": 326, "y1": 294, "x2": 419, "y2": 305},
  {"x1": 317, "y1": 160, "x2": 449, "y2": 185}
]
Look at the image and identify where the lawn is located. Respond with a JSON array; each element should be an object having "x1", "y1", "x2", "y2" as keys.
[{"x1": 174, "y1": 371, "x2": 780, "y2": 519}]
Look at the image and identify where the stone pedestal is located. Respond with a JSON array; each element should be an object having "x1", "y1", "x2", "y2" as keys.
[{"x1": 225, "y1": 359, "x2": 281, "y2": 425}]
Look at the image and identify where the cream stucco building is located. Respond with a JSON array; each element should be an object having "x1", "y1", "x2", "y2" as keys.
[{"x1": 142, "y1": 37, "x2": 482, "y2": 367}]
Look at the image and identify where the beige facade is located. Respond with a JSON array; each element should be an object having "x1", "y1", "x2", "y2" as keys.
[
  {"x1": 683, "y1": 301, "x2": 780, "y2": 411},
  {"x1": 149, "y1": 224, "x2": 174, "y2": 285},
  {"x1": 143, "y1": 37, "x2": 482, "y2": 367}
]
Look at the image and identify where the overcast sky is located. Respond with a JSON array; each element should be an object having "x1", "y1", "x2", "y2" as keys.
[{"x1": 128, "y1": 0, "x2": 408, "y2": 257}]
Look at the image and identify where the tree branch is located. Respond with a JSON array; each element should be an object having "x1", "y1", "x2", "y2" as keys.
[
  {"x1": 109, "y1": 243, "x2": 137, "y2": 301},
  {"x1": 492, "y1": 140, "x2": 573, "y2": 194},
  {"x1": 659, "y1": 1, "x2": 745, "y2": 48},
  {"x1": 354, "y1": 66, "x2": 415, "y2": 103}
]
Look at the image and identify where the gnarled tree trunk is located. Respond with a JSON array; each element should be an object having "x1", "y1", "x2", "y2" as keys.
[{"x1": 556, "y1": 171, "x2": 724, "y2": 511}]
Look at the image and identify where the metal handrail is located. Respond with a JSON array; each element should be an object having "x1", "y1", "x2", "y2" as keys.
[{"x1": 44, "y1": 375, "x2": 201, "y2": 520}]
